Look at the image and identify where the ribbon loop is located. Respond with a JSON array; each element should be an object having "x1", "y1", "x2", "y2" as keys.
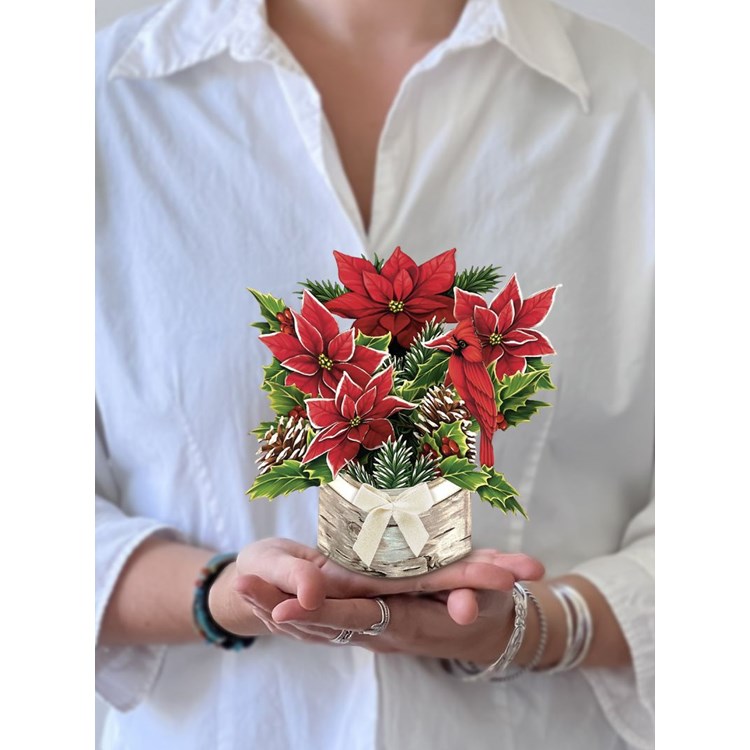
[{"x1": 350, "y1": 483, "x2": 435, "y2": 566}]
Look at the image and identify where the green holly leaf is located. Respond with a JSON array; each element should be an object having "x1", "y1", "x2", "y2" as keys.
[
  {"x1": 421, "y1": 421, "x2": 469, "y2": 458},
  {"x1": 355, "y1": 331, "x2": 392, "y2": 352},
  {"x1": 400, "y1": 352, "x2": 449, "y2": 402},
  {"x1": 498, "y1": 368, "x2": 547, "y2": 404},
  {"x1": 476, "y1": 468, "x2": 525, "y2": 516},
  {"x1": 246, "y1": 460, "x2": 316, "y2": 499},
  {"x1": 504, "y1": 496, "x2": 529, "y2": 518},
  {"x1": 504, "y1": 400, "x2": 550, "y2": 428},
  {"x1": 248, "y1": 288, "x2": 288, "y2": 333},
  {"x1": 437, "y1": 456, "x2": 490, "y2": 491},
  {"x1": 303, "y1": 454, "x2": 333, "y2": 485},
  {"x1": 524, "y1": 358, "x2": 555, "y2": 390},
  {"x1": 267, "y1": 382, "x2": 307, "y2": 416},
  {"x1": 489, "y1": 366, "x2": 553, "y2": 426},
  {"x1": 261, "y1": 358, "x2": 288, "y2": 392}
]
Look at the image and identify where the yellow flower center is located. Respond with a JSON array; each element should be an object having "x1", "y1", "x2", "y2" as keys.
[
  {"x1": 388, "y1": 299, "x2": 405, "y2": 313},
  {"x1": 317, "y1": 353, "x2": 334, "y2": 370},
  {"x1": 489, "y1": 332, "x2": 503, "y2": 346},
  {"x1": 349, "y1": 415, "x2": 362, "y2": 427}
]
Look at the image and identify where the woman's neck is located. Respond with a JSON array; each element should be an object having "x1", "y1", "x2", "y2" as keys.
[{"x1": 266, "y1": 0, "x2": 468, "y2": 48}]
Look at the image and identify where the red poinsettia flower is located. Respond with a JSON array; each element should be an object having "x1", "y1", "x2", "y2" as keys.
[
  {"x1": 453, "y1": 275, "x2": 557, "y2": 380},
  {"x1": 302, "y1": 367, "x2": 415, "y2": 477},
  {"x1": 260, "y1": 291, "x2": 387, "y2": 397},
  {"x1": 325, "y1": 247, "x2": 457, "y2": 349}
]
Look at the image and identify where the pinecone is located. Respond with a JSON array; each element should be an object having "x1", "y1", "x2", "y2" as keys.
[
  {"x1": 256, "y1": 414, "x2": 308, "y2": 474},
  {"x1": 414, "y1": 384, "x2": 476, "y2": 461}
]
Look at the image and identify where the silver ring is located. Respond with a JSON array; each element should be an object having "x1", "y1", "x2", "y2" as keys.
[
  {"x1": 362, "y1": 597, "x2": 390, "y2": 636},
  {"x1": 331, "y1": 629, "x2": 355, "y2": 645}
]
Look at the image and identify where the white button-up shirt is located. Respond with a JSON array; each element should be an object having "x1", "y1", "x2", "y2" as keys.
[{"x1": 96, "y1": 0, "x2": 654, "y2": 748}]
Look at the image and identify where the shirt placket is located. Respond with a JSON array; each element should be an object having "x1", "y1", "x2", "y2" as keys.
[{"x1": 248, "y1": 3, "x2": 500, "y2": 266}]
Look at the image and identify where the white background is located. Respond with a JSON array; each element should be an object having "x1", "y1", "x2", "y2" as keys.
[{"x1": 93, "y1": 0, "x2": 654, "y2": 745}]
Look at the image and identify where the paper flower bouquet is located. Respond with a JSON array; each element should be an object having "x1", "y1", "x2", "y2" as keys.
[{"x1": 247, "y1": 248, "x2": 557, "y2": 577}]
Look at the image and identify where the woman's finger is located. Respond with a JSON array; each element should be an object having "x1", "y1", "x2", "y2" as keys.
[
  {"x1": 488, "y1": 552, "x2": 545, "y2": 581},
  {"x1": 272, "y1": 596, "x2": 384, "y2": 632},
  {"x1": 237, "y1": 551, "x2": 326, "y2": 610},
  {"x1": 446, "y1": 588, "x2": 479, "y2": 625},
  {"x1": 249, "y1": 602, "x2": 336, "y2": 642},
  {"x1": 234, "y1": 574, "x2": 290, "y2": 612}
]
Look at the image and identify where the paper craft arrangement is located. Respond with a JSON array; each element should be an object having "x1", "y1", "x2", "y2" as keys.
[{"x1": 247, "y1": 247, "x2": 558, "y2": 577}]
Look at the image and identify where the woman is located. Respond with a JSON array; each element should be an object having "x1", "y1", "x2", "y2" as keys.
[{"x1": 96, "y1": 0, "x2": 654, "y2": 747}]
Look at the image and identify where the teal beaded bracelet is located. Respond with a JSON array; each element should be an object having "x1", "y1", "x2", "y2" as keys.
[{"x1": 192, "y1": 552, "x2": 256, "y2": 651}]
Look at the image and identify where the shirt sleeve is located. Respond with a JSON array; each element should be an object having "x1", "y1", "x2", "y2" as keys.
[
  {"x1": 95, "y1": 406, "x2": 183, "y2": 712},
  {"x1": 570, "y1": 496, "x2": 655, "y2": 750}
]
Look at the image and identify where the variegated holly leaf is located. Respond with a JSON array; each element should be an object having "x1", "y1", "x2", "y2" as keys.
[
  {"x1": 261, "y1": 358, "x2": 288, "y2": 392},
  {"x1": 490, "y1": 363, "x2": 553, "y2": 428},
  {"x1": 476, "y1": 468, "x2": 526, "y2": 516},
  {"x1": 267, "y1": 382, "x2": 307, "y2": 416},
  {"x1": 246, "y1": 460, "x2": 316, "y2": 499},
  {"x1": 399, "y1": 352, "x2": 450, "y2": 402},
  {"x1": 421, "y1": 421, "x2": 470, "y2": 458},
  {"x1": 303, "y1": 454, "x2": 334, "y2": 485},
  {"x1": 355, "y1": 331, "x2": 392, "y2": 352},
  {"x1": 524, "y1": 358, "x2": 555, "y2": 390},
  {"x1": 248, "y1": 288, "x2": 288, "y2": 334},
  {"x1": 437, "y1": 456, "x2": 489, "y2": 491}
]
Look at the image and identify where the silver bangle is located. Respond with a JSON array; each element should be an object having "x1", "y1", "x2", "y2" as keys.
[
  {"x1": 556, "y1": 584, "x2": 593, "y2": 669},
  {"x1": 541, "y1": 585, "x2": 576, "y2": 674},
  {"x1": 522, "y1": 587, "x2": 549, "y2": 671},
  {"x1": 536, "y1": 583, "x2": 593, "y2": 673},
  {"x1": 457, "y1": 582, "x2": 529, "y2": 682},
  {"x1": 487, "y1": 584, "x2": 548, "y2": 682}
]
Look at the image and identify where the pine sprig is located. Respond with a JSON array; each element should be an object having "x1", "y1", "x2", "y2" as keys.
[
  {"x1": 297, "y1": 279, "x2": 347, "y2": 303},
  {"x1": 370, "y1": 252, "x2": 386, "y2": 271},
  {"x1": 410, "y1": 452, "x2": 439, "y2": 485},
  {"x1": 453, "y1": 265, "x2": 504, "y2": 295},
  {"x1": 396, "y1": 318, "x2": 446, "y2": 383},
  {"x1": 368, "y1": 436, "x2": 438, "y2": 489},
  {"x1": 371, "y1": 437, "x2": 414, "y2": 489},
  {"x1": 346, "y1": 460, "x2": 374, "y2": 485}
]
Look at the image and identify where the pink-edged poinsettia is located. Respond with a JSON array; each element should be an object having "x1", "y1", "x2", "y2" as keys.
[
  {"x1": 325, "y1": 247, "x2": 457, "y2": 349},
  {"x1": 259, "y1": 290, "x2": 387, "y2": 397},
  {"x1": 302, "y1": 367, "x2": 415, "y2": 477},
  {"x1": 453, "y1": 275, "x2": 558, "y2": 380}
]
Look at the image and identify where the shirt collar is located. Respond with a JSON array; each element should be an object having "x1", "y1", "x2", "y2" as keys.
[{"x1": 108, "y1": 0, "x2": 590, "y2": 111}]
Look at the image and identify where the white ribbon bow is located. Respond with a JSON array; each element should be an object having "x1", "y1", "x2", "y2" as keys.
[{"x1": 348, "y1": 483, "x2": 434, "y2": 566}]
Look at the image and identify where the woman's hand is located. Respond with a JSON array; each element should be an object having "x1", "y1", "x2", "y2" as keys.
[
  {"x1": 256, "y1": 583, "x2": 520, "y2": 664},
  {"x1": 208, "y1": 537, "x2": 543, "y2": 639}
]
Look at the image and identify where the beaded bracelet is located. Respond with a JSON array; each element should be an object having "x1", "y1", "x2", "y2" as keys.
[{"x1": 193, "y1": 552, "x2": 256, "y2": 651}]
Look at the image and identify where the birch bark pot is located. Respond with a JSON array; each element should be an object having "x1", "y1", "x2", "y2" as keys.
[{"x1": 317, "y1": 475, "x2": 472, "y2": 577}]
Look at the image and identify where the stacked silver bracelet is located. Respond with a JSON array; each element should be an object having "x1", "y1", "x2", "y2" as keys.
[
  {"x1": 536, "y1": 583, "x2": 593, "y2": 673},
  {"x1": 447, "y1": 581, "x2": 593, "y2": 682}
]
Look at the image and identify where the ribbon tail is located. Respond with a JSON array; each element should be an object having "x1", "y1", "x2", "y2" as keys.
[
  {"x1": 393, "y1": 510, "x2": 430, "y2": 557},
  {"x1": 352, "y1": 507, "x2": 392, "y2": 566}
]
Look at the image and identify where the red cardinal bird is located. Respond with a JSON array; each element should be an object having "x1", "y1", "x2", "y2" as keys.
[{"x1": 425, "y1": 319, "x2": 498, "y2": 468}]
